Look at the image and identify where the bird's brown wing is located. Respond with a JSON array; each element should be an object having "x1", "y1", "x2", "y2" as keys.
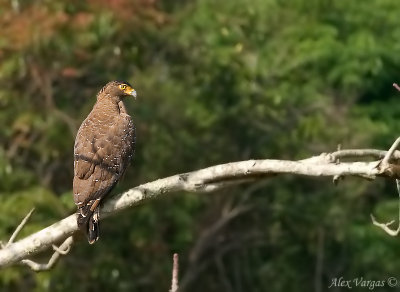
[{"x1": 73, "y1": 112, "x2": 135, "y2": 242}]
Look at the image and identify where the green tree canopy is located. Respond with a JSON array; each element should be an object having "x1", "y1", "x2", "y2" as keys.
[{"x1": 1, "y1": 0, "x2": 400, "y2": 291}]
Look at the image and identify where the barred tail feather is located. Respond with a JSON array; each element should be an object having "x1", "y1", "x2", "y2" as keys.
[
  {"x1": 77, "y1": 202, "x2": 100, "y2": 244},
  {"x1": 88, "y1": 213, "x2": 99, "y2": 244}
]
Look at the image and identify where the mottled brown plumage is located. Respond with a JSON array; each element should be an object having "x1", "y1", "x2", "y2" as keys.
[{"x1": 73, "y1": 81, "x2": 136, "y2": 244}]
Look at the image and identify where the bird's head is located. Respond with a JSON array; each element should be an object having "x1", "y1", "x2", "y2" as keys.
[{"x1": 100, "y1": 80, "x2": 137, "y2": 99}]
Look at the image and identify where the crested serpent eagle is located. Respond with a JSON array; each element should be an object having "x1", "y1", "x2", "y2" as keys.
[{"x1": 73, "y1": 81, "x2": 137, "y2": 244}]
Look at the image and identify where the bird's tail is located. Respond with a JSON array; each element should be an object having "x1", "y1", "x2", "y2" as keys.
[{"x1": 77, "y1": 200, "x2": 100, "y2": 244}]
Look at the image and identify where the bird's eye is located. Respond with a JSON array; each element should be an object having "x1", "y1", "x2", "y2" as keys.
[{"x1": 120, "y1": 84, "x2": 127, "y2": 90}]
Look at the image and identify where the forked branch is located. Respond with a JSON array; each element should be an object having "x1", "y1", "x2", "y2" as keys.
[
  {"x1": 1, "y1": 140, "x2": 400, "y2": 270},
  {"x1": 0, "y1": 208, "x2": 74, "y2": 271}
]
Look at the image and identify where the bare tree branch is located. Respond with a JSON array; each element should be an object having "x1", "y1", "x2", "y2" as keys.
[
  {"x1": 382, "y1": 138, "x2": 400, "y2": 166},
  {"x1": 5, "y1": 208, "x2": 35, "y2": 248},
  {"x1": 20, "y1": 236, "x2": 74, "y2": 271},
  {"x1": 170, "y1": 253, "x2": 179, "y2": 292},
  {"x1": 370, "y1": 137, "x2": 400, "y2": 235},
  {"x1": 1, "y1": 141, "x2": 400, "y2": 269},
  {"x1": 330, "y1": 149, "x2": 400, "y2": 161},
  {"x1": 0, "y1": 208, "x2": 74, "y2": 271},
  {"x1": 370, "y1": 180, "x2": 400, "y2": 236}
]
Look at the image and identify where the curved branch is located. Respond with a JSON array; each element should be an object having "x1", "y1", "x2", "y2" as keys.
[
  {"x1": 1, "y1": 150, "x2": 400, "y2": 269},
  {"x1": 21, "y1": 236, "x2": 74, "y2": 271}
]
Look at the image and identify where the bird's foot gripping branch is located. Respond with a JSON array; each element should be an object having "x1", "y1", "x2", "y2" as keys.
[{"x1": 1, "y1": 138, "x2": 400, "y2": 271}]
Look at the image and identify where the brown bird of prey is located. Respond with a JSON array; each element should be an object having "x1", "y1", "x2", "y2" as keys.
[{"x1": 73, "y1": 81, "x2": 137, "y2": 244}]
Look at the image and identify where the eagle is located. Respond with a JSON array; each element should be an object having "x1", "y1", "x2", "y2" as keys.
[{"x1": 73, "y1": 81, "x2": 137, "y2": 244}]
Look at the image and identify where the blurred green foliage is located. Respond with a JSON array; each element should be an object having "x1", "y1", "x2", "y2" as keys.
[{"x1": 1, "y1": 0, "x2": 400, "y2": 291}]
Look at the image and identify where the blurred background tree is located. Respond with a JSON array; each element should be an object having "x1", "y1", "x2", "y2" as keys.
[{"x1": 1, "y1": 0, "x2": 400, "y2": 291}]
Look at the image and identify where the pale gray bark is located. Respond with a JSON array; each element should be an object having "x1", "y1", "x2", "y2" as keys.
[{"x1": 0, "y1": 147, "x2": 399, "y2": 269}]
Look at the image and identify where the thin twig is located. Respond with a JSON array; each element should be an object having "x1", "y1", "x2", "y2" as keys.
[
  {"x1": 370, "y1": 138, "x2": 400, "y2": 236},
  {"x1": 6, "y1": 208, "x2": 35, "y2": 247},
  {"x1": 52, "y1": 244, "x2": 71, "y2": 255},
  {"x1": 381, "y1": 137, "x2": 400, "y2": 166},
  {"x1": 21, "y1": 236, "x2": 74, "y2": 271},
  {"x1": 393, "y1": 83, "x2": 400, "y2": 92},
  {"x1": 170, "y1": 253, "x2": 179, "y2": 292},
  {"x1": 371, "y1": 215, "x2": 399, "y2": 236},
  {"x1": 300, "y1": 149, "x2": 400, "y2": 164},
  {"x1": 331, "y1": 149, "x2": 399, "y2": 160},
  {"x1": 370, "y1": 180, "x2": 400, "y2": 236}
]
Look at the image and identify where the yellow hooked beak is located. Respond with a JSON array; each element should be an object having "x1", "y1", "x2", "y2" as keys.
[{"x1": 124, "y1": 86, "x2": 137, "y2": 99}]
